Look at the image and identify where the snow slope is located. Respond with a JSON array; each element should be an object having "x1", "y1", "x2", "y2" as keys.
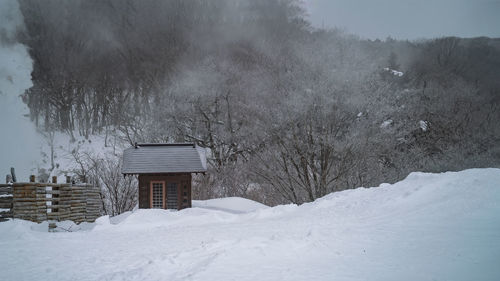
[{"x1": 0, "y1": 168, "x2": 499, "y2": 281}]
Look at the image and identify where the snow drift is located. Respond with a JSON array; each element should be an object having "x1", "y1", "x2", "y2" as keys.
[{"x1": 0, "y1": 168, "x2": 499, "y2": 281}]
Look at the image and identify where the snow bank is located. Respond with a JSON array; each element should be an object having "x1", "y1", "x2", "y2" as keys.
[
  {"x1": 0, "y1": 168, "x2": 499, "y2": 281},
  {"x1": 30, "y1": 220, "x2": 96, "y2": 232},
  {"x1": 193, "y1": 197, "x2": 268, "y2": 213}
]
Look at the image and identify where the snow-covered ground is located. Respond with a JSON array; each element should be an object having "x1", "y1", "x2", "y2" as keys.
[{"x1": 1, "y1": 168, "x2": 499, "y2": 281}]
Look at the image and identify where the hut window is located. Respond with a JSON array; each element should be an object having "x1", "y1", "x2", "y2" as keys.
[{"x1": 166, "y1": 183, "x2": 178, "y2": 209}]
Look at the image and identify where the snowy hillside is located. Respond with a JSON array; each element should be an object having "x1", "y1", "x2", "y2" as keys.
[
  {"x1": 1, "y1": 169, "x2": 499, "y2": 281},
  {"x1": 39, "y1": 132, "x2": 127, "y2": 180}
]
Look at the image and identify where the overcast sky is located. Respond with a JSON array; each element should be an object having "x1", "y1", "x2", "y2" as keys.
[{"x1": 305, "y1": 0, "x2": 500, "y2": 40}]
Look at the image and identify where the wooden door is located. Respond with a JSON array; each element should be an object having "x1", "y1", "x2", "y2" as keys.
[{"x1": 150, "y1": 181, "x2": 165, "y2": 209}]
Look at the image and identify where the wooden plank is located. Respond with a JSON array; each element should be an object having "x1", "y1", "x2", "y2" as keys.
[
  {"x1": 86, "y1": 202, "x2": 100, "y2": 205},
  {"x1": 12, "y1": 197, "x2": 36, "y2": 201},
  {"x1": 12, "y1": 191, "x2": 37, "y2": 195},
  {"x1": 12, "y1": 192, "x2": 41, "y2": 196},
  {"x1": 45, "y1": 190, "x2": 61, "y2": 195},
  {"x1": 87, "y1": 204, "x2": 101, "y2": 209},
  {"x1": 47, "y1": 209, "x2": 69, "y2": 214},
  {"x1": 13, "y1": 185, "x2": 38, "y2": 189},
  {"x1": 13, "y1": 207, "x2": 43, "y2": 211},
  {"x1": 0, "y1": 203, "x2": 12, "y2": 208},
  {"x1": 13, "y1": 199, "x2": 46, "y2": 204},
  {"x1": 11, "y1": 182, "x2": 38, "y2": 187},
  {"x1": 46, "y1": 205, "x2": 70, "y2": 209},
  {"x1": 69, "y1": 200, "x2": 87, "y2": 203},
  {"x1": 0, "y1": 187, "x2": 13, "y2": 192}
]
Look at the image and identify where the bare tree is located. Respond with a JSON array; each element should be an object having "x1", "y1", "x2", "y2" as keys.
[
  {"x1": 254, "y1": 101, "x2": 357, "y2": 204},
  {"x1": 71, "y1": 150, "x2": 137, "y2": 216}
]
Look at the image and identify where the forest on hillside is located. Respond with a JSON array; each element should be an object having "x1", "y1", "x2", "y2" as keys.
[{"x1": 17, "y1": 0, "x2": 500, "y2": 206}]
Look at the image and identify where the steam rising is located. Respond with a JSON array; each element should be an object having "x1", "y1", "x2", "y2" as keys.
[{"x1": 0, "y1": 0, "x2": 39, "y2": 180}]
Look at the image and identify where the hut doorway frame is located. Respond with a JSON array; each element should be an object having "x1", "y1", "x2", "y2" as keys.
[{"x1": 150, "y1": 181, "x2": 165, "y2": 209}]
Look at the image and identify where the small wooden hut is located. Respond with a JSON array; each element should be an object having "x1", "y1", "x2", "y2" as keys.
[{"x1": 122, "y1": 143, "x2": 206, "y2": 210}]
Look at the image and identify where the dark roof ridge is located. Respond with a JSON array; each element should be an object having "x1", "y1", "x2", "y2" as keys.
[{"x1": 135, "y1": 143, "x2": 195, "y2": 147}]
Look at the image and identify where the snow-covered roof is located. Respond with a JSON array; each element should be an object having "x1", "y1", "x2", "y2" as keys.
[{"x1": 122, "y1": 143, "x2": 207, "y2": 175}]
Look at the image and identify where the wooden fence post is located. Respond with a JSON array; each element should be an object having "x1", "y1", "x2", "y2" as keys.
[
  {"x1": 10, "y1": 168, "x2": 17, "y2": 183},
  {"x1": 52, "y1": 177, "x2": 59, "y2": 219},
  {"x1": 48, "y1": 222, "x2": 57, "y2": 232}
]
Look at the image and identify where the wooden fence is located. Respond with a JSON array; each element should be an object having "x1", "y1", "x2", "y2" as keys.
[{"x1": 0, "y1": 177, "x2": 100, "y2": 223}]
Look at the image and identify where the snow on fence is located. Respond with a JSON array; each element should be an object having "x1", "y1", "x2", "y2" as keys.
[{"x1": 0, "y1": 176, "x2": 100, "y2": 224}]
